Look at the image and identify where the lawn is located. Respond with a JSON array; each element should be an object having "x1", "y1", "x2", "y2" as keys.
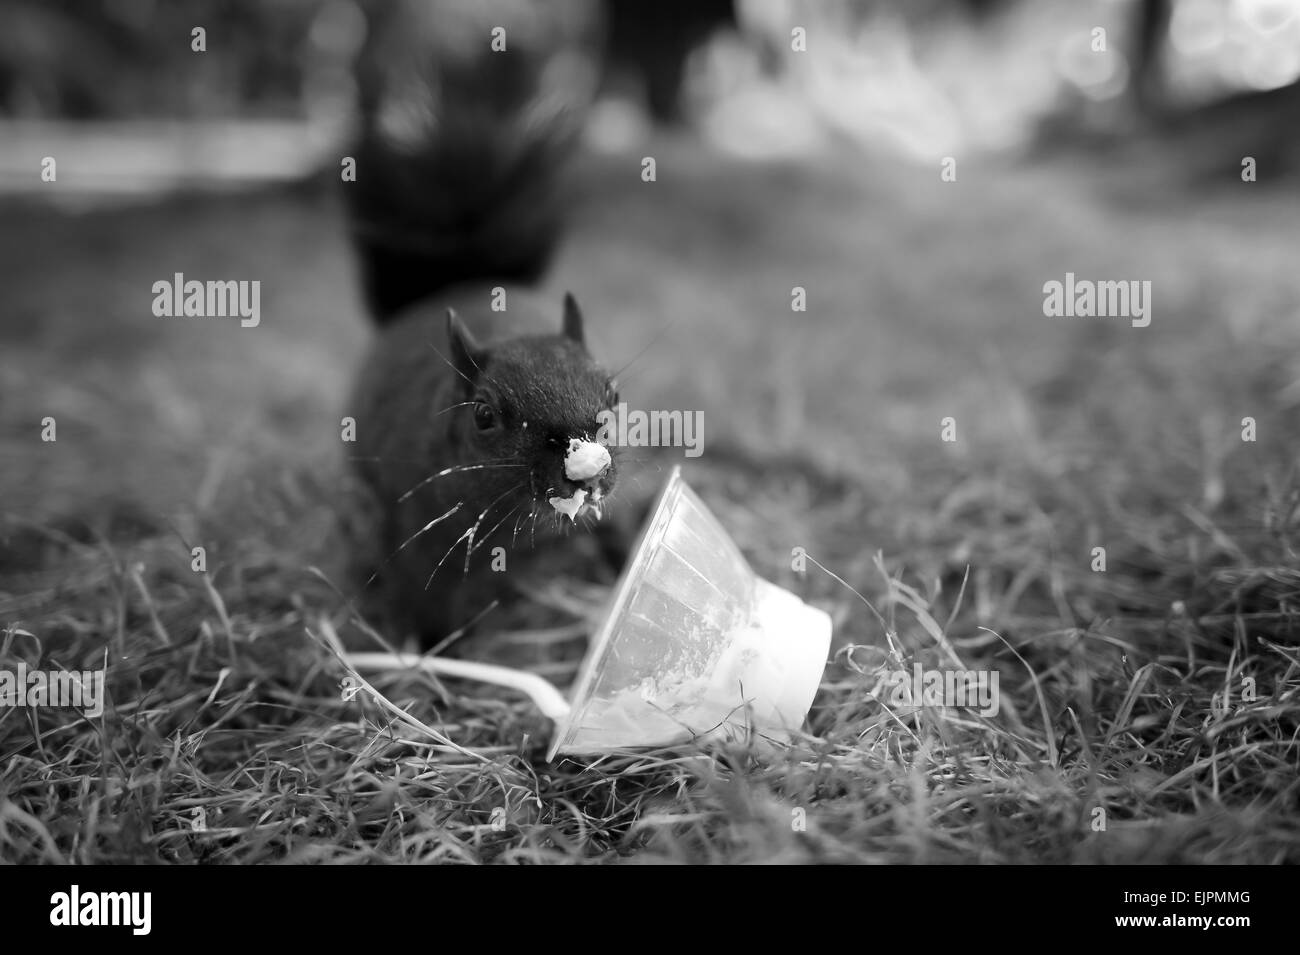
[{"x1": 2, "y1": 133, "x2": 1298, "y2": 863}]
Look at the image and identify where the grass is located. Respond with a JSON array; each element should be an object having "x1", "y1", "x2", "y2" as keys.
[{"x1": 1, "y1": 135, "x2": 1298, "y2": 863}]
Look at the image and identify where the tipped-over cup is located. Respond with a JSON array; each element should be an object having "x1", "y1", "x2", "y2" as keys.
[{"x1": 546, "y1": 466, "x2": 831, "y2": 759}]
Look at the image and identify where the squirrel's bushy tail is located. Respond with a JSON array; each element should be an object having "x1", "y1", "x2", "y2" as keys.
[{"x1": 346, "y1": 0, "x2": 598, "y2": 322}]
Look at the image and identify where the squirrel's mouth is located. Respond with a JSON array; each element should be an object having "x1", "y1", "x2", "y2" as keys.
[
  {"x1": 543, "y1": 438, "x2": 615, "y2": 523},
  {"x1": 546, "y1": 483, "x2": 607, "y2": 523}
]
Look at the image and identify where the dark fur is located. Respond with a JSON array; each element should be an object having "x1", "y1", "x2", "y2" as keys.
[
  {"x1": 345, "y1": 0, "x2": 588, "y2": 321},
  {"x1": 343, "y1": 3, "x2": 627, "y2": 643},
  {"x1": 349, "y1": 287, "x2": 620, "y2": 640}
]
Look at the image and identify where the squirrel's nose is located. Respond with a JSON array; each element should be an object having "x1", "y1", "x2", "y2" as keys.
[
  {"x1": 545, "y1": 439, "x2": 612, "y2": 523},
  {"x1": 563, "y1": 438, "x2": 610, "y2": 483}
]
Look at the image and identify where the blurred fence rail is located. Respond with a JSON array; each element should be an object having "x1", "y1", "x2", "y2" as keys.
[{"x1": 0, "y1": 119, "x2": 346, "y2": 204}]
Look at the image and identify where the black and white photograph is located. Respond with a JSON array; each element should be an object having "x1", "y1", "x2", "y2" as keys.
[{"x1": 1, "y1": 0, "x2": 1297, "y2": 896}]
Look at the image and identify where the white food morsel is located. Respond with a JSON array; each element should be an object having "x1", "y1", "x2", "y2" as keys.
[
  {"x1": 549, "y1": 487, "x2": 588, "y2": 521},
  {"x1": 564, "y1": 439, "x2": 610, "y2": 482}
]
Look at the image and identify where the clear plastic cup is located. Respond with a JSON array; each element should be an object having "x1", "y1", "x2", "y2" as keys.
[{"x1": 547, "y1": 466, "x2": 832, "y2": 759}]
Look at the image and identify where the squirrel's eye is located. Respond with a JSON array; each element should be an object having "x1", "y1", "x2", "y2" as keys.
[{"x1": 473, "y1": 402, "x2": 497, "y2": 431}]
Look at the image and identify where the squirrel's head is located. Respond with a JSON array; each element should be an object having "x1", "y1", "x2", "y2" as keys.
[{"x1": 444, "y1": 293, "x2": 618, "y2": 525}]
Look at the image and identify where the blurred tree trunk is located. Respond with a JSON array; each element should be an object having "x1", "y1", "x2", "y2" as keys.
[
  {"x1": 603, "y1": 0, "x2": 736, "y2": 123},
  {"x1": 1131, "y1": 0, "x2": 1171, "y2": 116}
]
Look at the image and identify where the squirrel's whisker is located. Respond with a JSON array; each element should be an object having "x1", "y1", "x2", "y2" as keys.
[
  {"x1": 363, "y1": 502, "x2": 463, "y2": 589},
  {"x1": 420, "y1": 482, "x2": 524, "y2": 588},
  {"x1": 426, "y1": 341, "x2": 480, "y2": 390},
  {"x1": 426, "y1": 599, "x2": 501, "y2": 657},
  {"x1": 468, "y1": 500, "x2": 525, "y2": 561},
  {"x1": 511, "y1": 505, "x2": 529, "y2": 547},
  {"x1": 460, "y1": 482, "x2": 527, "y2": 575},
  {"x1": 397, "y1": 460, "x2": 527, "y2": 504},
  {"x1": 609, "y1": 315, "x2": 681, "y2": 382},
  {"x1": 434, "y1": 401, "x2": 477, "y2": 416},
  {"x1": 425, "y1": 524, "x2": 477, "y2": 590}
]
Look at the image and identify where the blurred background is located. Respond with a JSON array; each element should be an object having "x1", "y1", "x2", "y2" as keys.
[
  {"x1": 5, "y1": 0, "x2": 1300, "y2": 866},
  {"x1": 2, "y1": 0, "x2": 1299, "y2": 188},
  {"x1": 2, "y1": 0, "x2": 1298, "y2": 645}
]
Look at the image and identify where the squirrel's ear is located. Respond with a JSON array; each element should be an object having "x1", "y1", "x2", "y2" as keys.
[
  {"x1": 446, "y1": 308, "x2": 483, "y2": 383},
  {"x1": 562, "y1": 292, "x2": 585, "y2": 347}
]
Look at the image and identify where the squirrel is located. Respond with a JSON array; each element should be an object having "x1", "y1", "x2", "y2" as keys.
[{"x1": 342, "y1": 1, "x2": 623, "y2": 646}]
